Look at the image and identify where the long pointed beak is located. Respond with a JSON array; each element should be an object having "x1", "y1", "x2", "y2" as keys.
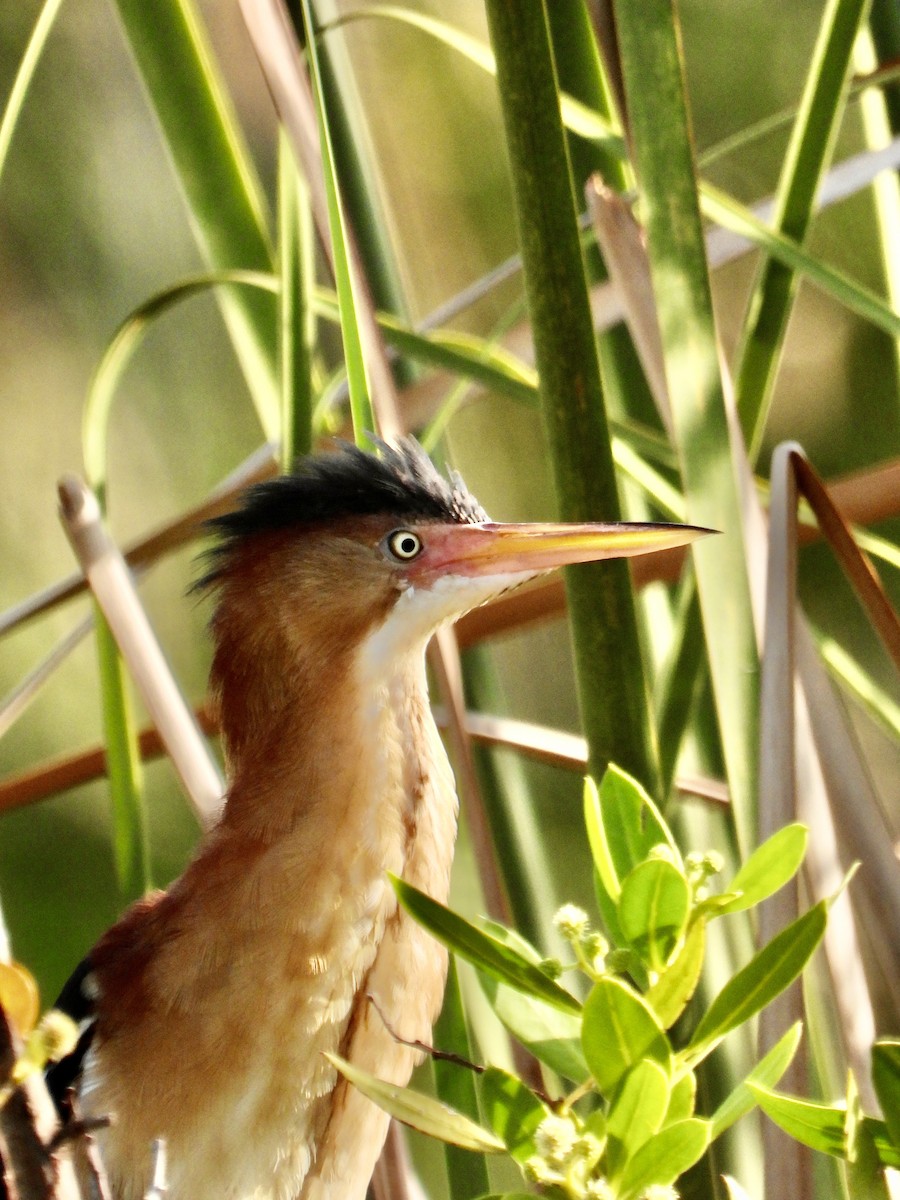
[{"x1": 419, "y1": 520, "x2": 714, "y2": 579}]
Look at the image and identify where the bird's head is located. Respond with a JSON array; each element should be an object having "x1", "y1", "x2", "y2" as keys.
[{"x1": 198, "y1": 439, "x2": 708, "y2": 760}]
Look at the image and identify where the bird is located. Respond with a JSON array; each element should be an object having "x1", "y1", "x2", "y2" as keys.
[{"x1": 42, "y1": 439, "x2": 706, "y2": 1200}]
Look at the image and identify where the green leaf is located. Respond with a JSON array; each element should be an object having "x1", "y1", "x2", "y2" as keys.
[
  {"x1": 391, "y1": 876, "x2": 581, "y2": 1014},
  {"x1": 479, "y1": 1066, "x2": 548, "y2": 1164},
  {"x1": 846, "y1": 1073, "x2": 894, "y2": 1196},
  {"x1": 606, "y1": 1059, "x2": 670, "y2": 1178},
  {"x1": 711, "y1": 824, "x2": 808, "y2": 916},
  {"x1": 584, "y1": 775, "x2": 623, "y2": 901},
  {"x1": 710, "y1": 1022, "x2": 803, "y2": 1138},
  {"x1": 645, "y1": 917, "x2": 706, "y2": 1029},
  {"x1": 617, "y1": 1118, "x2": 711, "y2": 1199},
  {"x1": 747, "y1": 1083, "x2": 846, "y2": 1157},
  {"x1": 83, "y1": 270, "x2": 278, "y2": 503},
  {"x1": 618, "y1": 858, "x2": 690, "y2": 971},
  {"x1": 584, "y1": 767, "x2": 680, "y2": 905},
  {"x1": 479, "y1": 976, "x2": 589, "y2": 1083},
  {"x1": 325, "y1": 1053, "x2": 505, "y2": 1153},
  {"x1": 0, "y1": 0, "x2": 65, "y2": 184},
  {"x1": 867, "y1": 1120, "x2": 900, "y2": 1170},
  {"x1": 663, "y1": 1072, "x2": 697, "y2": 1126},
  {"x1": 582, "y1": 977, "x2": 672, "y2": 1095},
  {"x1": 871, "y1": 1040, "x2": 900, "y2": 1150},
  {"x1": 298, "y1": 0, "x2": 374, "y2": 442},
  {"x1": 733, "y1": 0, "x2": 869, "y2": 459},
  {"x1": 686, "y1": 901, "x2": 827, "y2": 1061}
]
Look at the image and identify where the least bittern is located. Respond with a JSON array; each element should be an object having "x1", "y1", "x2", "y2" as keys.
[{"x1": 45, "y1": 441, "x2": 707, "y2": 1200}]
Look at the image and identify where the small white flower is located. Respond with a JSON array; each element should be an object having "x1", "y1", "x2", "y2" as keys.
[
  {"x1": 534, "y1": 1113, "x2": 580, "y2": 1166},
  {"x1": 554, "y1": 904, "x2": 590, "y2": 939}
]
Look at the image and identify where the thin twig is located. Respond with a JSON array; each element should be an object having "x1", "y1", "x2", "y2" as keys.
[
  {"x1": 58, "y1": 477, "x2": 224, "y2": 827},
  {"x1": 46, "y1": 1118, "x2": 112, "y2": 1154}
]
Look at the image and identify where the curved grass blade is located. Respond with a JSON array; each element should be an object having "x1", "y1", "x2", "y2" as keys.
[
  {"x1": 113, "y1": 0, "x2": 279, "y2": 437},
  {"x1": 331, "y1": 4, "x2": 900, "y2": 347},
  {"x1": 582, "y1": 976, "x2": 672, "y2": 1096},
  {"x1": 83, "y1": 271, "x2": 277, "y2": 505},
  {"x1": 0, "y1": 0, "x2": 65, "y2": 183}
]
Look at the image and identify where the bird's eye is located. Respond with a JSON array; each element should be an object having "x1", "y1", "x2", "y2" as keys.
[{"x1": 386, "y1": 529, "x2": 423, "y2": 561}]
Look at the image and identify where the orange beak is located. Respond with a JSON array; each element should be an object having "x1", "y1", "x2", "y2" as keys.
[{"x1": 410, "y1": 520, "x2": 714, "y2": 581}]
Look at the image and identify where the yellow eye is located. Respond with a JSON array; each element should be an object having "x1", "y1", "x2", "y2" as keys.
[{"x1": 386, "y1": 529, "x2": 423, "y2": 561}]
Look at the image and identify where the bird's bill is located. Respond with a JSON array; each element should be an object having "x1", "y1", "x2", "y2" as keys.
[{"x1": 419, "y1": 520, "x2": 714, "y2": 578}]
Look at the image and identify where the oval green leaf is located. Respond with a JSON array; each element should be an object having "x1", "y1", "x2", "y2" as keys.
[
  {"x1": 664, "y1": 1071, "x2": 697, "y2": 1126},
  {"x1": 618, "y1": 1118, "x2": 711, "y2": 1199},
  {"x1": 606, "y1": 1059, "x2": 671, "y2": 1178},
  {"x1": 619, "y1": 858, "x2": 690, "y2": 971},
  {"x1": 747, "y1": 1083, "x2": 846, "y2": 1157},
  {"x1": 582, "y1": 976, "x2": 672, "y2": 1095},
  {"x1": 479, "y1": 976, "x2": 589, "y2": 1083},
  {"x1": 712, "y1": 824, "x2": 808, "y2": 916},
  {"x1": 325, "y1": 1053, "x2": 505, "y2": 1153},
  {"x1": 645, "y1": 916, "x2": 706, "y2": 1029}
]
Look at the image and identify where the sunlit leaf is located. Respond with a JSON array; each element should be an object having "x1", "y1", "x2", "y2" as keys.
[
  {"x1": 479, "y1": 976, "x2": 589, "y2": 1083},
  {"x1": 479, "y1": 1066, "x2": 548, "y2": 1164},
  {"x1": 618, "y1": 858, "x2": 690, "y2": 971},
  {"x1": 710, "y1": 1022, "x2": 803, "y2": 1138},
  {"x1": 663, "y1": 1071, "x2": 697, "y2": 1126},
  {"x1": 391, "y1": 876, "x2": 581, "y2": 1013},
  {"x1": 871, "y1": 1040, "x2": 900, "y2": 1150},
  {"x1": 686, "y1": 902, "x2": 827, "y2": 1061},
  {"x1": 325, "y1": 1053, "x2": 505, "y2": 1153},
  {"x1": 0, "y1": 962, "x2": 40, "y2": 1037},
  {"x1": 710, "y1": 824, "x2": 808, "y2": 916},
  {"x1": 645, "y1": 917, "x2": 706, "y2": 1029},
  {"x1": 584, "y1": 768, "x2": 679, "y2": 907},
  {"x1": 582, "y1": 976, "x2": 672, "y2": 1095},
  {"x1": 617, "y1": 1118, "x2": 711, "y2": 1199},
  {"x1": 747, "y1": 1083, "x2": 846, "y2": 1157},
  {"x1": 606, "y1": 1058, "x2": 670, "y2": 1178}
]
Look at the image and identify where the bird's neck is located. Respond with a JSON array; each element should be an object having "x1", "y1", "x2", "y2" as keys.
[{"x1": 88, "y1": 632, "x2": 459, "y2": 1200}]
